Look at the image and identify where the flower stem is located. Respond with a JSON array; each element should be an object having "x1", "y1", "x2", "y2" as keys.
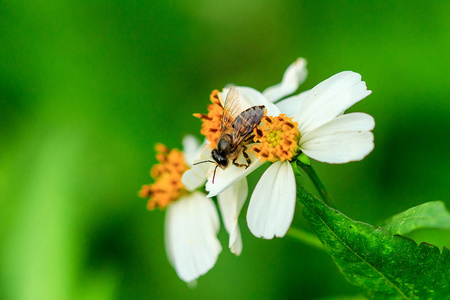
[
  {"x1": 299, "y1": 163, "x2": 336, "y2": 208},
  {"x1": 286, "y1": 227, "x2": 323, "y2": 250}
]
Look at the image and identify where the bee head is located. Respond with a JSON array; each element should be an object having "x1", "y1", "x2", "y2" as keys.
[{"x1": 212, "y1": 149, "x2": 229, "y2": 169}]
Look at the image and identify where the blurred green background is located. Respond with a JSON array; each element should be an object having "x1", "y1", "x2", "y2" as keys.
[{"x1": 1, "y1": 0, "x2": 449, "y2": 299}]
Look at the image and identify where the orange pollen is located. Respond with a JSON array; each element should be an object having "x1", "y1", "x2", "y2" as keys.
[
  {"x1": 251, "y1": 114, "x2": 301, "y2": 162},
  {"x1": 139, "y1": 143, "x2": 188, "y2": 210},
  {"x1": 193, "y1": 90, "x2": 223, "y2": 148}
]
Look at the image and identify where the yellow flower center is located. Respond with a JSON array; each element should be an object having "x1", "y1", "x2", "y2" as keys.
[
  {"x1": 139, "y1": 144, "x2": 188, "y2": 210},
  {"x1": 252, "y1": 114, "x2": 301, "y2": 162},
  {"x1": 193, "y1": 90, "x2": 223, "y2": 148}
]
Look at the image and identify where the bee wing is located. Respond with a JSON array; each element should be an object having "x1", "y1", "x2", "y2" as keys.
[
  {"x1": 231, "y1": 106, "x2": 266, "y2": 147},
  {"x1": 221, "y1": 86, "x2": 243, "y2": 132}
]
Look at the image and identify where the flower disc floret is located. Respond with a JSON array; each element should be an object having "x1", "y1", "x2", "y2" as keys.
[
  {"x1": 252, "y1": 114, "x2": 301, "y2": 162},
  {"x1": 139, "y1": 143, "x2": 188, "y2": 210},
  {"x1": 193, "y1": 90, "x2": 223, "y2": 148}
]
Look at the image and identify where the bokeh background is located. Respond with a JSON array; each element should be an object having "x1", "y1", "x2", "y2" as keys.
[{"x1": 1, "y1": 1, "x2": 449, "y2": 299}]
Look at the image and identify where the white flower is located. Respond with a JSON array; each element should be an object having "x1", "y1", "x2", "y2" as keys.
[
  {"x1": 199, "y1": 64, "x2": 374, "y2": 240},
  {"x1": 204, "y1": 58, "x2": 308, "y2": 197},
  {"x1": 182, "y1": 141, "x2": 250, "y2": 255},
  {"x1": 276, "y1": 71, "x2": 375, "y2": 164},
  {"x1": 140, "y1": 136, "x2": 221, "y2": 282},
  {"x1": 249, "y1": 71, "x2": 374, "y2": 239},
  {"x1": 183, "y1": 58, "x2": 308, "y2": 252}
]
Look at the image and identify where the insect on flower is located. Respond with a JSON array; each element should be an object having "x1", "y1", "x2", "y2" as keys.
[{"x1": 195, "y1": 86, "x2": 266, "y2": 183}]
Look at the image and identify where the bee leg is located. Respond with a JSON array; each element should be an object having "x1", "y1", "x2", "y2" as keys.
[
  {"x1": 232, "y1": 158, "x2": 247, "y2": 168},
  {"x1": 243, "y1": 134, "x2": 255, "y2": 143},
  {"x1": 232, "y1": 146, "x2": 253, "y2": 169},
  {"x1": 242, "y1": 145, "x2": 252, "y2": 169}
]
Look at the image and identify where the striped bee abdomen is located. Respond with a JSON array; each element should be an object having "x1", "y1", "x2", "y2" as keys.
[{"x1": 232, "y1": 105, "x2": 266, "y2": 138}]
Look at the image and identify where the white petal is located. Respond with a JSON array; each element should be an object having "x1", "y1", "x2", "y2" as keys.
[
  {"x1": 263, "y1": 58, "x2": 308, "y2": 102},
  {"x1": 275, "y1": 90, "x2": 310, "y2": 117},
  {"x1": 181, "y1": 144, "x2": 213, "y2": 191},
  {"x1": 246, "y1": 161, "x2": 297, "y2": 239},
  {"x1": 182, "y1": 135, "x2": 203, "y2": 167},
  {"x1": 165, "y1": 192, "x2": 222, "y2": 282},
  {"x1": 300, "y1": 113, "x2": 375, "y2": 163},
  {"x1": 221, "y1": 87, "x2": 280, "y2": 116},
  {"x1": 294, "y1": 71, "x2": 372, "y2": 135},
  {"x1": 205, "y1": 148, "x2": 265, "y2": 197},
  {"x1": 301, "y1": 112, "x2": 375, "y2": 143},
  {"x1": 217, "y1": 178, "x2": 248, "y2": 256}
]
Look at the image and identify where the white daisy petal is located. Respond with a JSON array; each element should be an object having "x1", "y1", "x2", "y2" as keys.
[
  {"x1": 294, "y1": 71, "x2": 372, "y2": 135},
  {"x1": 205, "y1": 150, "x2": 264, "y2": 198},
  {"x1": 182, "y1": 135, "x2": 203, "y2": 167},
  {"x1": 217, "y1": 177, "x2": 248, "y2": 256},
  {"x1": 301, "y1": 132, "x2": 374, "y2": 164},
  {"x1": 182, "y1": 144, "x2": 213, "y2": 191},
  {"x1": 300, "y1": 114, "x2": 375, "y2": 164},
  {"x1": 301, "y1": 112, "x2": 375, "y2": 144},
  {"x1": 263, "y1": 58, "x2": 308, "y2": 102},
  {"x1": 221, "y1": 87, "x2": 280, "y2": 116},
  {"x1": 165, "y1": 192, "x2": 222, "y2": 282},
  {"x1": 275, "y1": 90, "x2": 310, "y2": 117},
  {"x1": 246, "y1": 161, "x2": 297, "y2": 239}
]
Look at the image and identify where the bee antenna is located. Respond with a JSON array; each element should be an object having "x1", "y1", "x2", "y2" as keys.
[
  {"x1": 212, "y1": 165, "x2": 219, "y2": 184},
  {"x1": 193, "y1": 160, "x2": 215, "y2": 166}
]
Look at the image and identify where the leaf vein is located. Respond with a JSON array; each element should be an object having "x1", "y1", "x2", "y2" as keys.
[{"x1": 303, "y1": 199, "x2": 411, "y2": 300}]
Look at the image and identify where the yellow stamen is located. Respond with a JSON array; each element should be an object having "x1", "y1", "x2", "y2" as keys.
[
  {"x1": 139, "y1": 143, "x2": 188, "y2": 210},
  {"x1": 193, "y1": 90, "x2": 223, "y2": 148},
  {"x1": 252, "y1": 114, "x2": 301, "y2": 162}
]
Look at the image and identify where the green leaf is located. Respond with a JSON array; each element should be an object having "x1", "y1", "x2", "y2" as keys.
[
  {"x1": 297, "y1": 186, "x2": 450, "y2": 300},
  {"x1": 382, "y1": 201, "x2": 450, "y2": 235}
]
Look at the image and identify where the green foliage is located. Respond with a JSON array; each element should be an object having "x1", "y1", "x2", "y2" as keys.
[
  {"x1": 1, "y1": 1, "x2": 450, "y2": 299},
  {"x1": 382, "y1": 201, "x2": 450, "y2": 235},
  {"x1": 297, "y1": 185, "x2": 450, "y2": 300},
  {"x1": 297, "y1": 153, "x2": 311, "y2": 166},
  {"x1": 291, "y1": 160, "x2": 302, "y2": 177}
]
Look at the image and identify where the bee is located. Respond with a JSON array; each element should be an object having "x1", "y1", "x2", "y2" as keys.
[
  {"x1": 194, "y1": 87, "x2": 266, "y2": 182},
  {"x1": 193, "y1": 86, "x2": 263, "y2": 184}
]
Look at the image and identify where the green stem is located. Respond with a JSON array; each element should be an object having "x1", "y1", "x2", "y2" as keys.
[
  {"x1": 286, "y1": 227, "x2": 323, "y2": 250},
  {"x1": 299, "y1": 163, "x2": 336, "y2": 208}
]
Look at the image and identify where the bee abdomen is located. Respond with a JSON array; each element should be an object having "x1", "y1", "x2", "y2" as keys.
[{"x1": 232, "y1": 105, "x2": 266, "y2": 134}]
